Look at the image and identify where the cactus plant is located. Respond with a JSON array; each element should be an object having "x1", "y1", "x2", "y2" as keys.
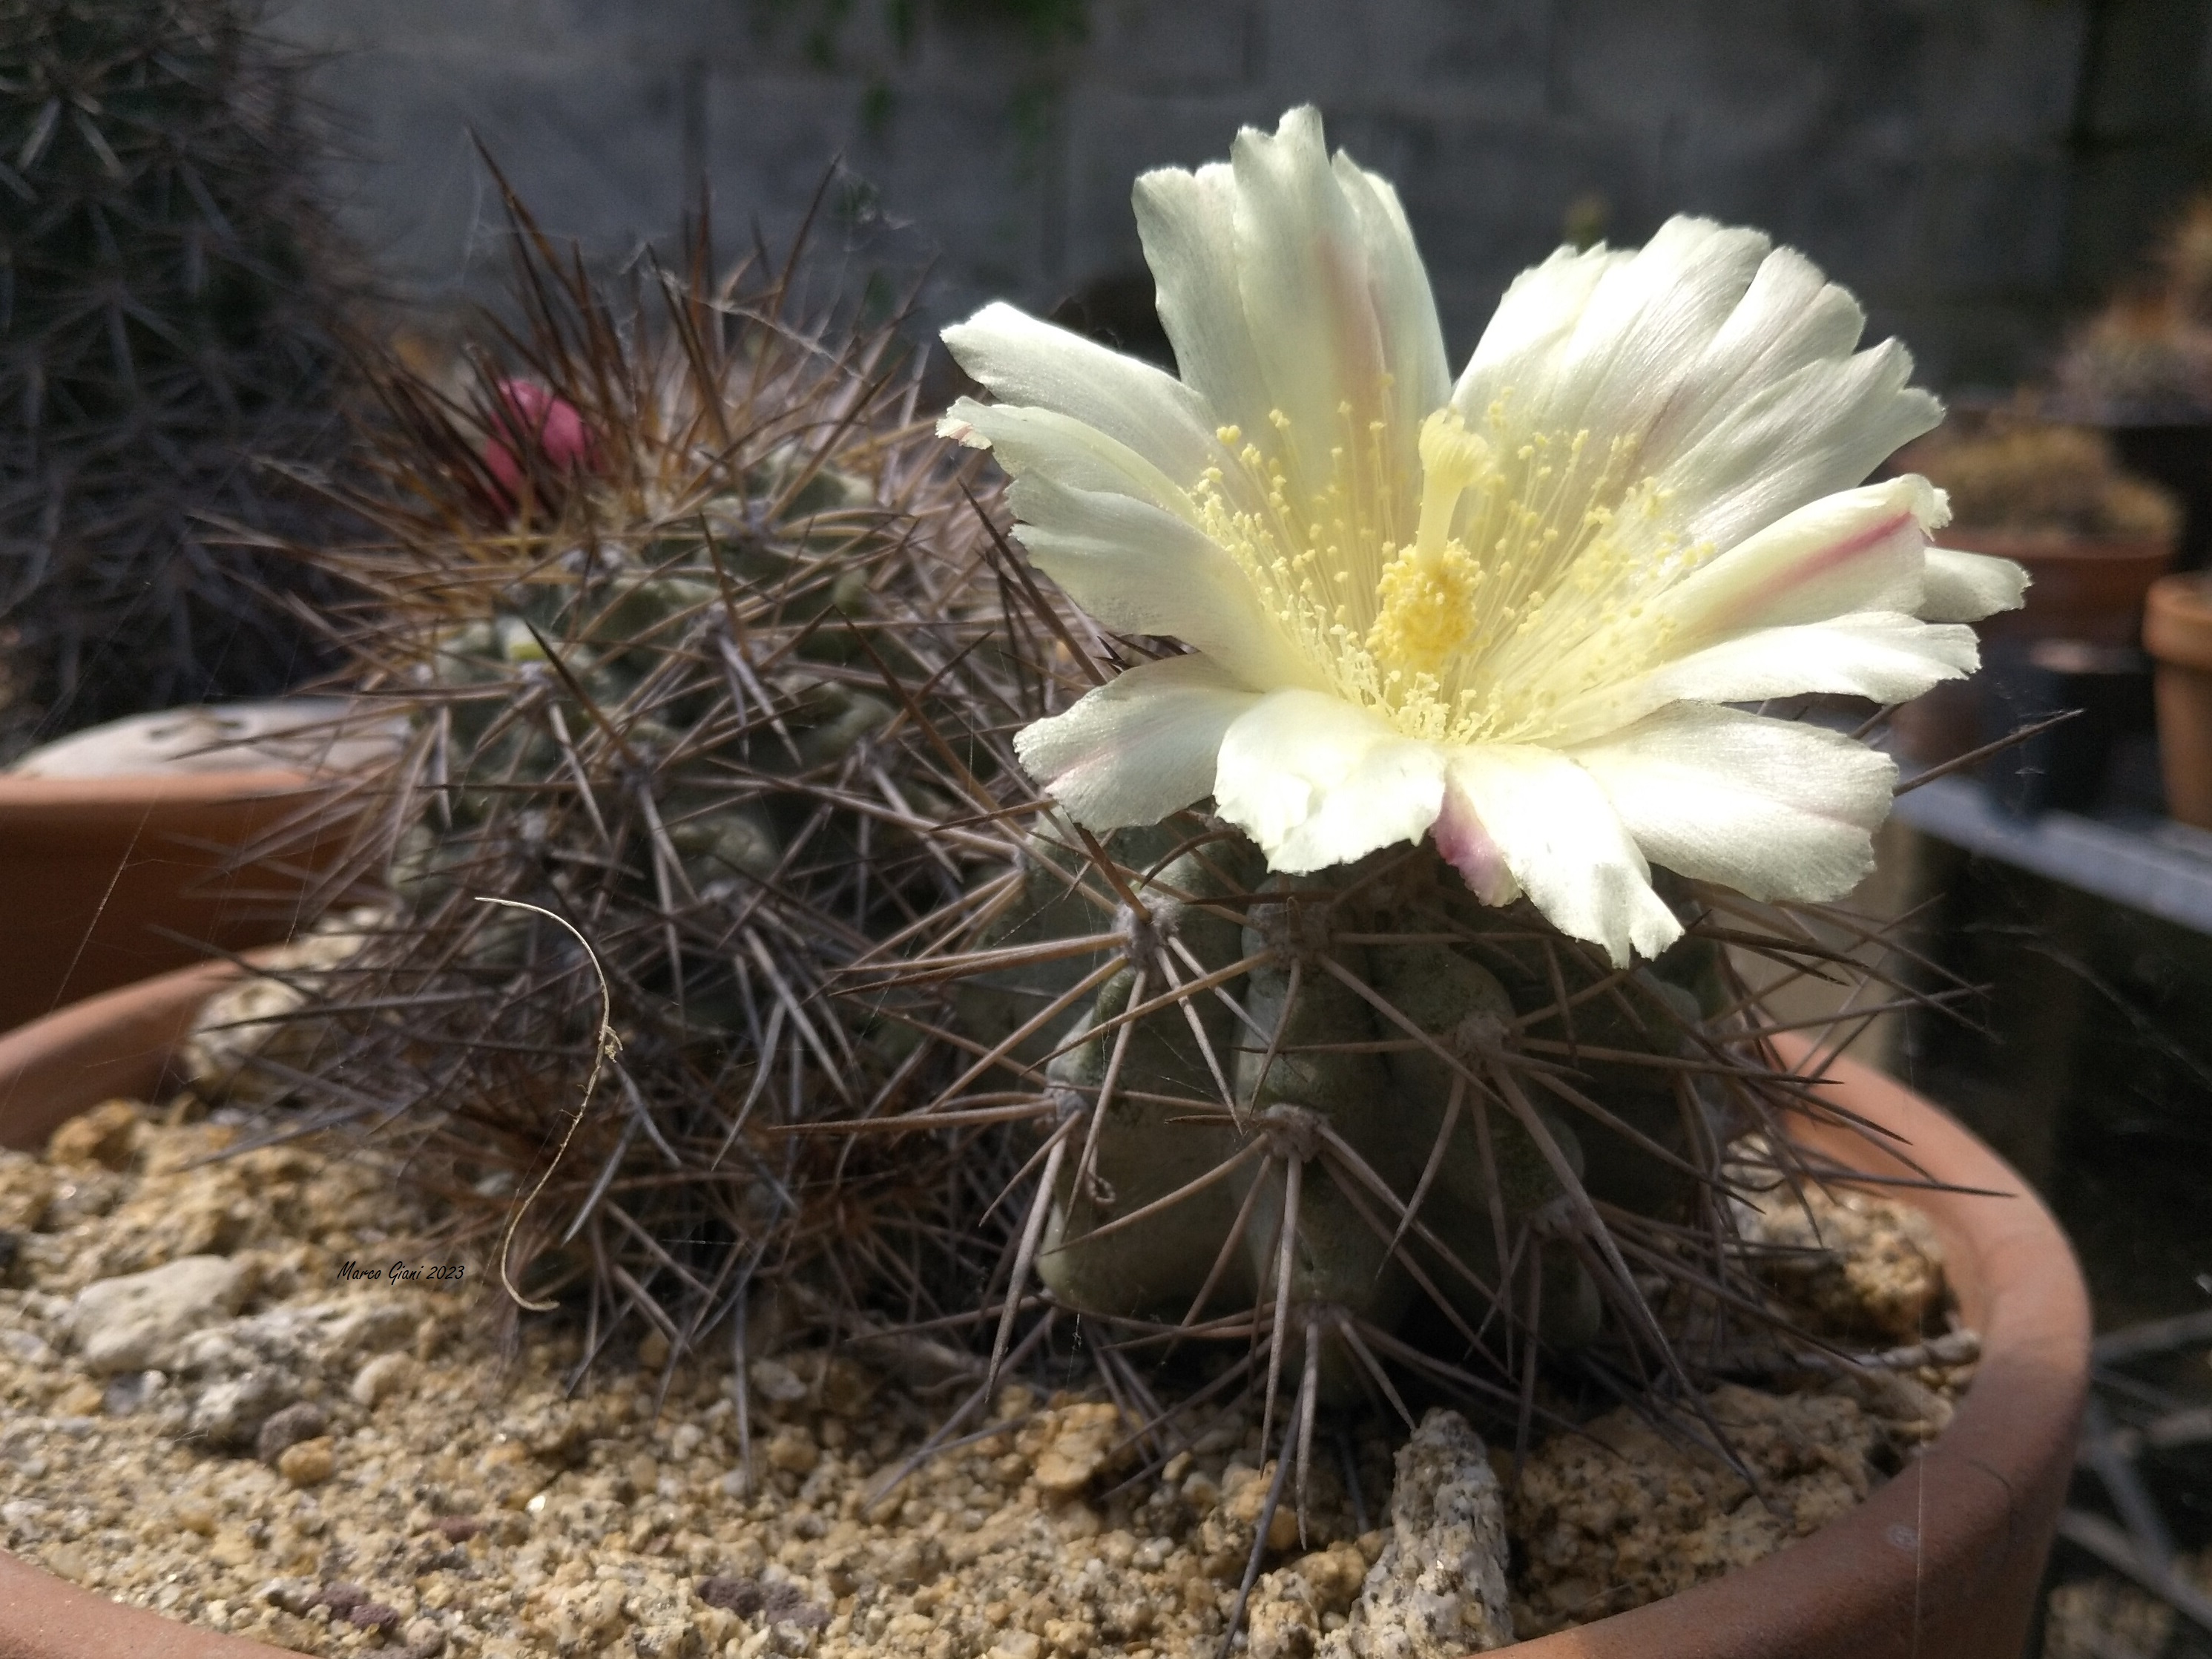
[
  {"x1": 195, "y1": 124, "x2": 2013, "y2": 1653},
  {"x1": 860, "y1": 749, "x2": 1934, "y2": 1461},
  {"x1": 2055, "y1": 194, "x2": 2212, "y2": 423},
  {"x1": 845, "y1": 107, "x2": 2032, "y2": 1621},
  {"x1": 219, "y1": 184, "x2": 1033, "y2": 1406},
  {"x1": 0, "y1": 0, "x2": 363, "y2": 755},
  {"x1": 1895, "y1": 409, "x2": 2179, "y2": 541}
]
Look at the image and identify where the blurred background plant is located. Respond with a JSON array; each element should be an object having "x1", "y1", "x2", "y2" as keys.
[
  {"x1": 0, "y1": 0, "x2": 366, "y2": 760},
  {"x1": 2058, "y1": 196, "x2": 2212, "y2": 426},
  {"x1": 1900, "y1": 410, "x2": 2182, "y2": 545}
]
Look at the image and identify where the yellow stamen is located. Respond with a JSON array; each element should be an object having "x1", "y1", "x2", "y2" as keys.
[{"x1": 1192, "y1": 387, "x2": 1713, "y2": 746}]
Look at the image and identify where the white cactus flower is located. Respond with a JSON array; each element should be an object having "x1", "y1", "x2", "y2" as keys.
[{"x1": 940, "y1": 107, "x2": 2027, "y2": 966}]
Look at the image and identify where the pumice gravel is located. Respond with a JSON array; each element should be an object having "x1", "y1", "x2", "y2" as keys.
[{"x1": 0, "y1": 1098, "x2": 1971, "y2": 1658}]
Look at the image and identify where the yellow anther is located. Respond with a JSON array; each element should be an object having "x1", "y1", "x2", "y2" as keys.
[{"x1": 1367, "y1": 534, "x2": 1481, "y2": 678}]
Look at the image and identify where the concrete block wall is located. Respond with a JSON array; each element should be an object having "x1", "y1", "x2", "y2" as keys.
[{"x1": 280, "y1": 0, "x2": 2203, "y2": 391}]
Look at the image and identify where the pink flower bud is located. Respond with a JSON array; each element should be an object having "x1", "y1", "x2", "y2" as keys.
[{"x1": 483, "y1": 378, "x2": 599, "y2": 503}]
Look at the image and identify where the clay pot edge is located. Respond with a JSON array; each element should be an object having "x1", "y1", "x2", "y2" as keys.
[{"x1": 2147, "y1": 573, "x2": 2212, "y2": 671}]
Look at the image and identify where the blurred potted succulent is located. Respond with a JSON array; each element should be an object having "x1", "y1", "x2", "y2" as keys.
[
  {"x1": 0, "y1": 114, "x2": 2093, "y2": 1659},
  {"x1": 0, "y1": 0, "x2": 384, "y2": 1025},
  {"x1": 2053, "y1": 195, "x2": 2212, "y2": 571},
  {"x1": 1887, "y1": 411, "x2": 2179, "y2": 801}
]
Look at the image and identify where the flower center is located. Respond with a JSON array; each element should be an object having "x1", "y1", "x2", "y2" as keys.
[
  {"x1": 1194, "y1": 397, "x2": 1714, "y2": 744},
  {"x1": 1365, "y1": 411, "x2": 1493, "y2": 678}
]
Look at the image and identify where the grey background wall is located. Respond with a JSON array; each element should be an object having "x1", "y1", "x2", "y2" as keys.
[{"x1": 280, "y1": 0, "x2": 2212, "y2": 392}]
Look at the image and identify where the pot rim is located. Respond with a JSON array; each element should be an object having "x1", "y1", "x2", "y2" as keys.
[
  {"x1": 0, "y1": 966, "x2": 2090, "y2": 1659},
  {"x1": 2148, "y1": 572, "x2": 2212, "y2": 670},
  {"x1": 0, "y1": 769, "x2": 324, "y2": 819}
]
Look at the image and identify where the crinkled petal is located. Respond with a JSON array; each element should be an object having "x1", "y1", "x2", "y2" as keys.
[
  {"x1": 1661, "y1": 340, "x2": 1942, "y2": 553},
  {"x1": 1329, "y1": 150, "x2": 1451, "y2": 451},
  {"x1": 1214, "y1": 689, "x2": 1446, "y2": 873},
  {"x1": 1015, "y1": 656, "x2": 1259, "y2": 832},
  {"x1": 1571, "y1": 706, "x2": 1896, "y2": 901},
  {"x1": 1135, "y1": 108, "x2": 1448, "y2": 520},
  {"x1": 1452, "y1": 223, "x2": 1941, "y2": 553},
  {"x1": 1659, "y1": 247, "x2": 1869, "y2": 447},
  {"x1": 1920, "y1": 546, "x2": 2031, "y2": 622},
  {"x1": 1228, "y1": 108, "x2": 1445, "y2": 502},
  {"x1": 1457, "y1": 218, "x2": 1770, "y2": 449},
  {"x1": 1643, "y1": 247, "x2": 1941, "y2": 545},
  {"x1": 1132, "y1": 161, "x2": 1274, "y2": 456},
  {"x1": 1440, "y1": 746, "x2": 1682, "y2": 967},
  {"x1": 1452, "y1": 242, "x2": 1628, "y2": 410},
  {"x1": 941, "y1": 398, "x2": 1197, "y2": 522},
  {"x1": 1004, "y1": 472, "x2": 1319, "y2": 693},
  {"x1": 941, "y1": 301, "x2": 1226, "y2": 487},
  {"x1": 1547, "y1": 611, "x2": 1981, "y2": 745}
]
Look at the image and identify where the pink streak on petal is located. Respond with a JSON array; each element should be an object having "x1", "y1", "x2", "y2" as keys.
[
  {"x1": 1709, "y1": 507, "x2": 1920, "y2": 633},
  {"x1": 1431, "y1": 783, "x2": 1515, "y2": 906}
]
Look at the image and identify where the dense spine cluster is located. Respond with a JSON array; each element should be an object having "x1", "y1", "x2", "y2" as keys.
[
  {"x1": 240, "y1": 194, "x2": 1035, "y2": 1397},
  {"x1": 859, "y1": 726, "x2": 1939, "y2": 1536}
]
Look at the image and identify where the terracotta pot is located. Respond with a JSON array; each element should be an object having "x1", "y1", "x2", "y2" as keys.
[
  {"x1": 2145, "y1": 571, "x2": 2212, "y2": 828},
  {"x1": 1941, "y1": 525, "x2": 2173, "y2": 648},
  {"x1": 2107, "y1": 422, "x2": 2212, "y2": 574},
  {"x1": 0, "y1": 969, "x2": 2090, "y2": 1658},
  {"x1": 1892, "y1": 525, "x2": 2174, "y2": 769},
  {"x1": 0, "y1": 769, "x2": 365, "y2": 1034}
]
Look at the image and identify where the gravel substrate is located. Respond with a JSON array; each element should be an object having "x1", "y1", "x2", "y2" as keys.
[{"x1": 0, "y1": 1098, "x2": 1972, "y2": 1657}]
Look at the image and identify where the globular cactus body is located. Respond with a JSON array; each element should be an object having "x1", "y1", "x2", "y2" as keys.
[{"x1": 901, "y1": 795, "x2": 1877, "y2": 1430}]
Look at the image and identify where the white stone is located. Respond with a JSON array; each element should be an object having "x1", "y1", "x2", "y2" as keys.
[
  {"x1": 189, "y1": 1370, "x2": 297, "y2": 1449},
  {"x1": 71, "y1": 1256, "x2": 248, "y2": 1376},
  {"x1": 1322, "y1": 1408, "x2": 1513, "y2": 1658},
  {"x1": 352, "y1": 1351, "x2": 416, "y2": 1407},
  {"x1": 748, "y1": 1359, "x2": 809, "y2": 1405},
  {"x1": 331, "y1": 1302, "x2": 420, "y2": 1356}
]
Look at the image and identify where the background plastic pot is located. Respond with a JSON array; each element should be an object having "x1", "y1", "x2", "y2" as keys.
[{"x1": 0, "y1": 965, "x2": 2090, "y2": 1658}]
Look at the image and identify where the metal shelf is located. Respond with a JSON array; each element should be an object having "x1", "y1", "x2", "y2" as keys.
[{"x1": 1890, "y1": 775, "x2": 2212, "y2": 936}]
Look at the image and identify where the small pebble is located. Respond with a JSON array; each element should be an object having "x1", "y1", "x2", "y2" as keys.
[
  {"x1": 348, "y1": 1601, "x2": 401, "y2": 1632},
  {"x1": 47, "y1": 1100, "x2": 141, "y2": 1170},
  {"x1": 351, "y1": 1350, "x2": 415, "y2": 1407},
  {"x1": 256, "y1": 1401, "x2": 329, "y2": 1465},
  {"x1": 277, "y1": 1436, "x2": 335, "y2": 1487}
]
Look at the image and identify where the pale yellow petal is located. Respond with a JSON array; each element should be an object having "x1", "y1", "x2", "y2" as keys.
[
  {"x1": 1440, "y1": 746, "x2": 1682, "y2": 967},
  {"x1": 1213, "y1": 689, "x2": 1447, "y2": 873},
  {"x1": 1571, "y1": 706, "x2": 1895, "y2": 901},
  {"x1": 1015, "y1": 656, "x2": 1258, "y2": 832}
]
